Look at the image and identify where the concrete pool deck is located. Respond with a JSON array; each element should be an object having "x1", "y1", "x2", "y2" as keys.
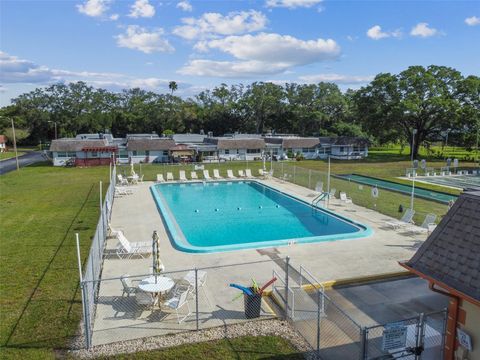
[{"x1": 93, "y1": 178, "x2": 432, "y2": 346}]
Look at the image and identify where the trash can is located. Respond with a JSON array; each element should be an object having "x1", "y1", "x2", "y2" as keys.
[{"x1": 244, "y1": 288, "x2": 261, "y2": 319}]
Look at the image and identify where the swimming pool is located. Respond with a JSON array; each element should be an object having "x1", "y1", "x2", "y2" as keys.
[
  {"x1": 151, "y1": 181, "x2": 371, "y2": 253},
  {"x1": 336, "y1": 174, "x2": 457, "y2": 204}
]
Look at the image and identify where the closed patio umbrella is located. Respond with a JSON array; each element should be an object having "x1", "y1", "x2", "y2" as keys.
[
  {"x1": 130, "y1": 163, "x2": 136, "y2": 176},
  {"x1": 152, "y1": 231, "x2": 164, "y2": 282}
]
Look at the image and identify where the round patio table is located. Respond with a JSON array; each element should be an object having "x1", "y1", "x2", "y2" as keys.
[{"x1": 138, "y1": 276, "x2": 175, "y2": 310}]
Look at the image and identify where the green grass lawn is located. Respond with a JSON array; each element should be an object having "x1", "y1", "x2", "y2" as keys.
[
  {"x1": 93, "y1": 336, "x2": 303, "y2": 360},
  {"x1": 0, "y1": 164, "x2": 109, "y2": 359},
  {"x1": 0, "y1": 151, "x2": 26, "y2": 161}
]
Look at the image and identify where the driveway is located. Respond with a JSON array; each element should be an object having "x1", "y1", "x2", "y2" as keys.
[{"x1": 0, "y1": 151, "x2": 47, "y2": 175}]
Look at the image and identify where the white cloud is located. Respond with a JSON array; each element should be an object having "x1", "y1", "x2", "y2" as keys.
[
  {"x1": 194, "y1": 33, "x2": 340, "y2": 64},
  {"x1": 465, "y1": 16, "x2": 480, "y2": 26},
  {"x1": 299, "y1": 73, "x2": 374, "y2": 84},
  {"x1": 173, "y1": 10, "x2": 267, "y2": 40},
  {"x1": 76, "y1": 0, "x2": 111, "y2": 17},
  {"x1": 129, "y1": 0, "x2": 155, "y2": 18},
  {"x1": 181, "y1": 33, "x2": 340, "y2": 78},
  {"x1": 366, "y1": 25, "x2": 401, "y2": 40},
  {"x1": 177, "y1": 0, "x2": 192, "y2": 12},
  {"x1": 110, "y1": 13, "x2": 119, "y2": 20},
  {"x1": 266, "y1": 0, "x2": 322, "y2": 8},
  {"x1": 410, "y1": 22, "x2": 438, "y2": 37},
  {"x1": 115, "y1": 26, "x2": 174, "y2": 53}
]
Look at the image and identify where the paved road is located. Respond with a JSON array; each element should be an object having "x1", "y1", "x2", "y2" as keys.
[{"x1": 0, "y1": 151, "x2": 47, "y2": 175}]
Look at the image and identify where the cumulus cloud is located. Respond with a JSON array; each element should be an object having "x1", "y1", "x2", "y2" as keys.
[
  {"x1": 128, "y1": 0, "x2": 155, "y2": 18},
  {"x1": 177, "y1": 0, "x2": 192, "y2": 12},
  {"x1": 110, "y1": 13, "x2": 119, "y2": 20},
  {"x1": 0, "y1": 51, "x2": 190, "y2": 93},
  {"x1": 465, "y1": 16, "x2": 480, "y2": 26},
  {"x1": 115, "y1": 26, "x2": 174, "y2": 53},
  {"x1": 180, "y1": 33, "x2": 340, "y2": 77},
  {"x1": 173, "y1": 10, "x2": 267, "y2": 40},
  {"x1": 366, "y1": 25, "x2": 402, "y2": 40},
  {"x1": 76, "y1": 0, "x2": 111, "y2": 17},
  {"x1": 410, "y1": 22, "x2": 438, "y2": 37},
  {"x1": 299, "y1": 73, "x2": 374, "y2": 84},
  {"x1": 265, "y1": 0, "x2": 322, "y2": 8}
]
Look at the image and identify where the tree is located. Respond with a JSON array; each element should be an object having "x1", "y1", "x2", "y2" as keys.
[
  {"x1": 168, "y1": 81, "x2": 178, "y2": 95},
  {"x1": 354, "y1": 65, "x2": 464, "y2": 158},
  {"x1": 3, "y1": 127, "x2": 31, "y2": 145}
]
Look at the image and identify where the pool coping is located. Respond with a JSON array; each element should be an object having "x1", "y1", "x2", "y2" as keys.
[
  {"x1": 334, "y1": 173, "x2": 457, "y2": 204},
  {"x1": 150, "y1": 180, "x2": 373, "y2": 254}
]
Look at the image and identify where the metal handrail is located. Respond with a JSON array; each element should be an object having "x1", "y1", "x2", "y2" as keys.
[{"x1": 272, "y1": 269, "x2": 295, "y2": 319}]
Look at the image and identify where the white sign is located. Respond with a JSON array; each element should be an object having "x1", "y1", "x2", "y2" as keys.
[
  {"x1": 382, "y1": 324, "x2": 408, "y2": 351},
  {"x1": 457, "y1": 328, "x2": 473, "y2": 351},
  {"x1": 453, "y1": 158, "x2": 459, "y2": 168},
  {"x1": 194, "y1": 164, "x2": 204, "y2": 170},
  {"x1": 371, "y1": 186, "x2": 379, "y2": 198},
  {"x1": 421, "y1": 159, "x2": 426, "y2": 169}
]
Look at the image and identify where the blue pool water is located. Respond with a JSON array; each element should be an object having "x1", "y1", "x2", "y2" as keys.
[{"x1": 151, "y1": 181, "x2": 371, "y2": 253}]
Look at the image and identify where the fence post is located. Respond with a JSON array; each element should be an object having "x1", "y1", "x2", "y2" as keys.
[
  {"x1": 195, "y1": 268, "x2": 199, "y2": 331},
  {"x1": 281, "y1": 162, "x2": 284, "y2": 179},
  {"x1": 440, "y1": 308, "x2": 448, "y2": 359},
  {"x1": 416, "y1": 313, "x2": 425, "y2": 360},
  {"x1": 316, "y1": 287, "x2": 321, "y2": 358},
  {"x1": 308, "y1": 170, "x2": 312, "y2": 189},
  {"x1": 76, "y1": 233, "x2": 91, "y2": 349},
  {"x1": 293, "y1": 165, "x2": 296, "y2": 184},
  {"x1": 284, "y1": 256, "x2": 290, "y2": 320},
  {"x1": 359, "y1": 327, "x2": 367, "y2": 360}
]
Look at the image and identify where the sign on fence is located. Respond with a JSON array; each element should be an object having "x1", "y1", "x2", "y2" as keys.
[
  {"x1": 382, "y1": 323, "x2": 408, "y2": 351},
  {"x1": 457, "y1": 328, "x2": 473, "y2": 351}
]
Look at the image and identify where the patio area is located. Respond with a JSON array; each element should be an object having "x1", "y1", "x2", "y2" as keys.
[{"x1": 92, "y1": 177, "x2": 431, "y2": 346}]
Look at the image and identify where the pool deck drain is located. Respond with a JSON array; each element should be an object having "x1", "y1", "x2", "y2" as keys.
[{"x1": 93, "y1": 178, "x2": 431, "y2": 346}]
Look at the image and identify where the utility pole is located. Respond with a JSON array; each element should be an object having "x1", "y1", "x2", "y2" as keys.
[{"x1": 11, "y1": 118, "x2": 19, "y2": 171}]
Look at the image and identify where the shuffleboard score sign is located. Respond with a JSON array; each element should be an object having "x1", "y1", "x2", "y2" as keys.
[{"x1": 382, "y1": 323, "x2": 408, "y2": 351}]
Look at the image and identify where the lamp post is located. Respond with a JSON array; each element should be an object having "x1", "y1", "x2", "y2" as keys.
[
  {"x1": 48, "y1": 121, "x2": 58, "y2": 140},
  {"x1": 411, "y1": 129, "x2": 417, "y2": 163},
  {"x1": 11, "y1": 118, "x2": 20, "y2": 171},
  {"x1": 410, "y1": 129, "x2": 417, "y2": 211}
]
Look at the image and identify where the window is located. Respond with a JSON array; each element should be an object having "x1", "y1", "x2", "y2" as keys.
[
  {"x1": 302, "y1": 148, "x2": 316, "y2": 153},
  {"x1": 119, "y1": 151, "x2": 128, "y2": 159},
  {"x1": 224, "y1": 149, "x2": 230, "y2": 155},
  {"x1": 163, "y1": 150, "x2": 169, "y2": 156},
  {"x1": 68, "y1": 152, "x2": 76, "y2": 158},
  {"x1": 339, "y1": 147, "x2": 345, "y2": 153},
  {"x1": 91, "y1": 152, "x2": 98, "y2": 157},
  {"x1": 145, "y1": 151, "x2": 149, "y2": 156},
  {"x1": 247, "y1": 149, "x2": 259, "y2": 154},
  {"x1": 324, "y1": 147, "x2": 331, "y2": 154},
  {"x1": 132, "y1": 151, "x2": 137, "y2": 156},
  {"x1": 57, "y1": 152, "x2": 67, "y2": 158},
  {"x1": 353, "y1": 146, "x2": 360, "y2": 152}
]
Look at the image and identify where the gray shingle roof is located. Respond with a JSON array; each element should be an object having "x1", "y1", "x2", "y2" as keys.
[
  {"x1": 127, "y1": 138, "x2": 175, "y2": 151},
  {"x1": 204, "y1": 138, "x2": 265, "y2": 150},
  {"x1": 404, "y1": 191, "x2": 480, "y2": 302},
  {"x1": 50, "y1": 139, "x2": 109, "y2": 152},
  {"x1": 265, "y1": 137, "x2": 320, "y2": 148}
]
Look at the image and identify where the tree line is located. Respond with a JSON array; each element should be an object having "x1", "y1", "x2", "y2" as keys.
[{"x1": 0, "y1": 65, "x2": 478, "y2": 157}]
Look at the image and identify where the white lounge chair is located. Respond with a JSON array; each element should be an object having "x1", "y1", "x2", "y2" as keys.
[
  {"x1": 156, "y1": 174, "x2": 165, "y2": 183},
  {"x1": 116, "y1": 231, "x2": 151, "y2": 259},
  {"x1": 238, "y1": 170, "x2": 246, "y2": 178},
  {"x1": 245, "y1": 169, "x2": 253, "y2": 178},
  {"x1": 227, "y1": 169, "x2": 236, "y2": 179},
  {"x1": 163, "y1": 288, "x2": 191, "y2": 323},
  {"x1": 179, "y1": 170, "x2": 187, "y2": 181},
  {"x1": 115, "y1": 186, "x2": 133, "y2": 197},
  {"x1": 385, "y1": 209, "x2": 416, "y2": 229},
  {"x1": 213, "y1": 169, "x2": 223, "y2": 179},
  {"x1": 117, "y1": 174, "x2": 129, "y2": 186},
  {"x1": 166, "y1": 172, "x2": 174, "y2": 181},
  {"x1": 203, "y1": 170, "x2": 211, "y2": 180},
  {"x1": 406, "y1": 213, "x2": 437, "y2": 234},
  {"x1": 339, "y1": 192, "x2": 352, "y2": 204},
  {"x1": 190, "y1": 171, "x2": 198, "y2": 180}
]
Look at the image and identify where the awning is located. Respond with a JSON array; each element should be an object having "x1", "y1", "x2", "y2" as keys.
[{"x1": 82, "y1": 146, "x2": 118, "y2": 152}]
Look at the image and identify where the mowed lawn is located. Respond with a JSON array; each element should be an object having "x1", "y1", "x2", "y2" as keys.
[
  {"x1": 92, "y1": 336, "x2": 303, "y2": 360},
  {"x1": 0, "y1": 164, "x2": 109, "y2": 359},
  {"x1": 0, "y1": 152, "x2": 26, "y2": 161}
]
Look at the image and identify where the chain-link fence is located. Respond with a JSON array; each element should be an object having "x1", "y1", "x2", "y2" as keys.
[
  {"x1": 79, "y1": 165, "x2": 116, "y2": 348},
  {"x1": 270, "y1": 161, "x2": 449, "y2": 226}
]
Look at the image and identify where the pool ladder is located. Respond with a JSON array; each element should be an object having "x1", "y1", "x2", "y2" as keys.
[{"x1": 311, "y1": 192, "x2": 329, "y2": 209}]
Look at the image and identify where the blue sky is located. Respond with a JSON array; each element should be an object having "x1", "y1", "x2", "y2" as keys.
[{"x1": 1, "y1": 0, "x2": 479, "y2": 106}]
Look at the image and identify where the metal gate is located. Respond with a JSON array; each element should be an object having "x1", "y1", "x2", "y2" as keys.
[{"x1": 362, "y1": 309, "x2": 447, "y2": 360}]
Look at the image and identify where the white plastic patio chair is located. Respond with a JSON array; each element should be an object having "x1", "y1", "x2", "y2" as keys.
[
  {"x1": 238, "y1": 170, "x2": 246, "y2": 178},
  {"x1": 213, "y1": 169, "x2": 223, "y2": 179},
  {"x1": 156, "y1": 174, "x2": 165, "y2": 183},
  {"x1": 339, "y1": 192, "x2": 352, "y2": 204},
  {"x1": 179, "y1": 170, "x2": 187, "y2": 181},
  {"x1": 203, "y1": 170, "x2": 211, "y2": 180},
  {"x1": 406, "y1": 213, "x2": 437, "y2": 234},
  {"x1": 329, "y1": 188, "x2": 337, "y2": 199},
  {"x1": 163, "y1": 288, "x2": 191, "y2": 323},
  {"x1": 245, "y1": 169, "x2": 253, "y2": 178},
  {"x1": 117, "y1": 174, "x2": 129, "y2": 186},
  {"x1": 166, "y1": 172, "x2": 174, "y2": 181},
  {"x1": 385, "y1": 209, "x2": 416, "y2": 229},
  {"x1": 136, "y1": 289, "x2": 157, "y2": 311},
  {"x1": 190, "y1": 171, "x2": 198, "y2": 180},
  {"x1": 227, "y1": 170, "x2": 236, "y2": 179},
  {"x1": 116, "y1": 231, "x2": 151, "y2": 259},
  {"x1": 129, "y1": 174, "x2": 139, "y2": 185},
  {"x1": 120, "y1": 274, "x2": 138, "y2": 297},
  {"x1": 182, "y1": 270, "x2": 212, "y2": 309}
]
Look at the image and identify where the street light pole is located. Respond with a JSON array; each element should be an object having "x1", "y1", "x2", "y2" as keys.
[
  {"x1": 11, "y1": 118, "x2": 19, "y2": 171},
  {"x1": 48, "y1": 121, "x2": 58, "y2": 139}
]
